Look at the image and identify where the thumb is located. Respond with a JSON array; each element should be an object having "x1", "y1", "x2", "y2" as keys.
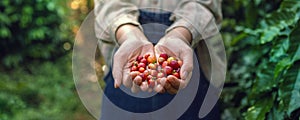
[
  {"x1": 179, "y1": 48, "x2": 193, "y2": 81},
  {"x1": 179, "y1": 49, "x2": 193, "y2": 89},
  {"x1": 112, "y1": 51, "x2": 126, "y2": 88}
]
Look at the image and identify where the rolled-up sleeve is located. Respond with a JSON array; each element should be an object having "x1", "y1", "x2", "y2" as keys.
[
  {"x1": 166, "y1": 0, "x2": 222, "y2": 48},
  {"x1": 94, "y1": 0, "x2": 141, "y2": 45}
]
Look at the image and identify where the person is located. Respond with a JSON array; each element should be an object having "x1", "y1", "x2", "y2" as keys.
[{"x1": 94, "y1": 0, "x2": 225, "y2": 119}]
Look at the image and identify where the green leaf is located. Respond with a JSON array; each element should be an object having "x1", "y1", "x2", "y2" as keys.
[
  {"x1": 288, "y1": 20, "x2": 300, "y2": 59},
  {"x1": 222, "y1": 0, "x2": 300, "y2": 119},
  {"x1": 0, "y1": 13, "x2": 11, "y2": 25},
  {"x1": 2, "y1": 55, "x2": 23, "y2": 68},
  {"x1": 252, "y1": 61, "x2": 276, "y2": 94},
  {"x1": 287, "y1": 62, "x2": 300, "y2": 114},
  {"x1": 274, "y1": 57, "x2": 292, "y2": 80},
  {"x1": 245, "y1": 93, "x2": 275, "y2": 120},
  {"x1": 293, "y1": 46, "x2": 300, "y2": 62},
  {"x1": 22, "y1": 5, "x2": 33, "y2": 15},
  {"x1": 0, "y1": 27, "x2": 11, "y2": 38},
  {"x1": 260, "y1": 26, "x2": 280, "y2": 44},
  {"x1": 280, "y1": 0, "x2": 300, "y2": 12},
  {"x1": 269, "y1": 37, "x2": 289, "y2": 63},
  {"x1": 0, "y1": 0, "x2": 10, "y2": 7},
  {"x1": 260, "y1": 10, "x2": 297, "y2": 44},
  {"x1": 278, "y1": 61, "x2": 300, "y2": 116},
  {"x1": 267, "y1": 107, "x2": 285, "y2": 120},
  {"x1": 47, "y1": 2, "x2": 55, "y2": 11}
]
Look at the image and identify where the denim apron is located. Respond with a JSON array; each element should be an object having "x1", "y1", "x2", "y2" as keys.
[{"x1": 100, "y1": 10, "x2": 220, "y2": 120}]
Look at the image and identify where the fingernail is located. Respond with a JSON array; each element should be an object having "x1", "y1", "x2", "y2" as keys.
[{"x1": 114, "y1": 80, "x2": 119, "y2": 88}]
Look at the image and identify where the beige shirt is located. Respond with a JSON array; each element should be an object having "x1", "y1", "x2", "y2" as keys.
[{"x1": 94, "y1": 0, "x2": 226, "y2": 88}]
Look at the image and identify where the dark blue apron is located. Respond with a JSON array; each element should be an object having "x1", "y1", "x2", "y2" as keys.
[{"x1": 100, "y1": 10, "x2": 220, "y2": 120}]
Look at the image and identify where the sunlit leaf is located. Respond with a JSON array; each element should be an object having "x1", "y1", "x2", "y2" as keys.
[{"x1": 245, "y1": 93, "x2": 275, "y2": 120}]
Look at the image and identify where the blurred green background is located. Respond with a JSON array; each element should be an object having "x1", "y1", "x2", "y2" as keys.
[
  {"x1": 0, "y1": 0, "x2": 299, "y2": 120},
  {"x1": 0, "y1": 0, "x2": 95, "y2": 119}
]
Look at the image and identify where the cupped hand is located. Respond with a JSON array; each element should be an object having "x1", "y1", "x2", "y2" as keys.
[
  {"x1": 113, "y1": 24, "x2": 154, "y2": 93},
  {"x1": 154, "y1": 27, "x2": 193, "y2": 94}
]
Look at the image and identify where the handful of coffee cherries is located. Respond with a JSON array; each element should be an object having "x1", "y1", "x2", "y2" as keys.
[{"x1": 129, "y1": 53, "x2": 182, "y2": 90}]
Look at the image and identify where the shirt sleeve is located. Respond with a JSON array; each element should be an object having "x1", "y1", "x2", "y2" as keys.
[
  {"x1": 166, "y1": 0, "x2": 222, "y2": 48},
  {"x1": 94, "y1": 0, "x2": 142, "y2": 46}
]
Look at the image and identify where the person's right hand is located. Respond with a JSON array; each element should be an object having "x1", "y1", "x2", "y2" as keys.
[{"x1": 113, "y1": 24, "x2": 154, "y2": 93}]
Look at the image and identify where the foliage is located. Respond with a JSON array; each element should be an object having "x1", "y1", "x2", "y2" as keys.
[
  {"x1": 0, "y1": 56, "x2": 94, "y2": 120},
  {"x1": 221, "y1": 0, "x2": 300, "y2": 119},
  {"x1": 2, "y1": 0, "x2": 300, "y2": 119},
  {"x1": 0, "y1": 0, "x2": 96, "y2": 119},
  {"x1": 0, "y1": 0, "x2": 72, "y2": 68}
]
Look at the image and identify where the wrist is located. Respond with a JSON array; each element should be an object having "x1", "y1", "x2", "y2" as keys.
[
  {"x1": 116, "y1": 24, "x2": 146, "y2": 45},
  {"x1": 166, "y1": 27, "x2": 192, "y2": 46}
]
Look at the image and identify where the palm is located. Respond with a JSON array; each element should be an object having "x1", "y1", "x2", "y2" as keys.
[
  {"x1": 113, "y1": 39, "x2": 154, "y2": 92},
  {"x1": 154, "y1": 37, "x2": 193, "y2": 94}
]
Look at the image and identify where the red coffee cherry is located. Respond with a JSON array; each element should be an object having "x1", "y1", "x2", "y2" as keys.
[{"x1": 129, "y1": 53, "x2": 183, "y2": 90}]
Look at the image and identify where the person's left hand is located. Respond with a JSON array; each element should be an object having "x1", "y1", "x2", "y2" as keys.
[{"x1": 154, "y1": 27, "x2": 194, "y2": 94}]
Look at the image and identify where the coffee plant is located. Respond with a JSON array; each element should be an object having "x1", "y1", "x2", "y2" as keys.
[{"x1": 221, "y1": 0, "x2": 300, "y2": 119}]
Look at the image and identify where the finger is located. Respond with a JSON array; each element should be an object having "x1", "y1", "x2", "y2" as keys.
[
  {"x1": 148, "y1": 88, "x2": 153, "y2": 93},
  {"x1": 159, "y1": 77, "x2": 167, "y2": 86},
  {"x1": 154, "y1": 84, "x2": 165, "y2": 93},
  {"x1": 140, "y1": 81, "x2": 149, "y2": 92},
  {"x1": 123, "y1": 68, "x2": 132, "y2": 88},
  {"x1": 178, "y1": 73, "x2": 192, "y2": 89},
  {"x1": 133, "y1": 75, "x2": 143, "y2": 86},
  {"x1": 154, "y1": 78, "x2": 164, "y2": 93},
  {"x1": 112, "y1": 52, "x2": 127, "y2": 88},
  {"x1": 131, "y1": 81, "x2": 140, "y2": 93},
  {"x1": 148, "y1": 79, "x2": 156, "y2": 88},
  {"x1": 154, "y1": 45, "x2": 163, "y2": 55},
  {"x1": 164, "y1": 80, "x2": 178, "y2": 94},
  {"x1": 167, "y1": 86, "x2": 178, "y2": 94},
  {"x1": 163, "y1": 79, "x2": 172, "y2": 91},
  {"x1": 130, "y1": 71, "x2": 140, "y2": 80},
  {"x1": 142, "y1": 44, "x2": 155, "y2": 55},
  {"x1": 167, "y1": 75, "x2": 180, "y2": 89}
]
